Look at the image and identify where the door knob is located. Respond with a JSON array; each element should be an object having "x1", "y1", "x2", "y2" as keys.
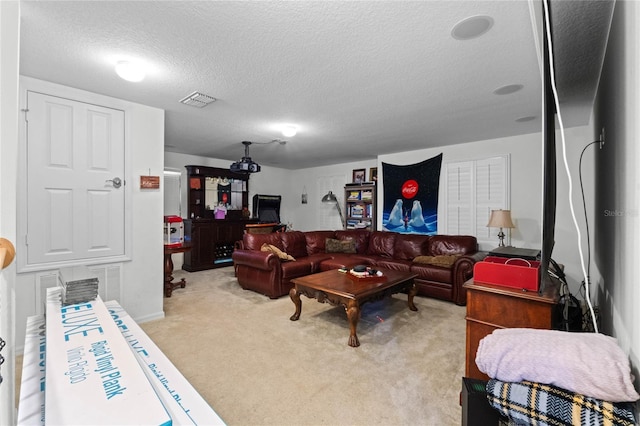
[{"x1": 106, "y1": 177, "x2": 122, "y2": 188}]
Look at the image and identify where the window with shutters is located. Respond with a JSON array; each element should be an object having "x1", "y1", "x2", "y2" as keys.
[{"x1": 442, "y1": 155, "x2": 510, "y2": 246}]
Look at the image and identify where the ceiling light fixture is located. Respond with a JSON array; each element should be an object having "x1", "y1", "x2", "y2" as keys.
[
  {"x1": 115, "y1": 60, "x2": 146, "y2": 82},
  {"x1": 281, "y1": 125, "x2": 298, "y2": 138},
  {"x1": 451, "y1": 15, "x2": 494, "y2": 40}
]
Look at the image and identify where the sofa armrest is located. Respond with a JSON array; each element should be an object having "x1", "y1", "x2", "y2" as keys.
[
  {"x1": 451, "y1": 251, "x2": 488, "y2": 305},
  {"x1": 232, "y1": 249, "x2": 280, "y2": 271}
]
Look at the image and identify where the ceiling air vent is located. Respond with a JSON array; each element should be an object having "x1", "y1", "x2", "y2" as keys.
[{"x1": 179, "y1": 91, "x2": 217, "y2": 108}]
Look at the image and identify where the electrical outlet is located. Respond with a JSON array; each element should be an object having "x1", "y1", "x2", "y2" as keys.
[{"x1": 599, "y1": 127, "x2": 605, "y2": 149}]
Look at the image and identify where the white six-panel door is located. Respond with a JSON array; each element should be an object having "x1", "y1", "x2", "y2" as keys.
[{"x1": 26, "y1": 91, "x2": 125, "y2": 266}]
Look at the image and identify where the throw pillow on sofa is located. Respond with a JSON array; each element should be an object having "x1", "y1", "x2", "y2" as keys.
[
  {"x1": 261, "y1": 243, "x2": 295, "y2": 261},
  {"x1": 325, "y1": 238, "x2": 357, "y2": 254},
  {"x1": 413, "y1": 254, "x2": 460, "y2": 268}
]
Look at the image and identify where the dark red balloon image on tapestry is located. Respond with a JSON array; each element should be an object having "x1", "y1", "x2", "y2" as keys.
[
  {"x1": 381, "y1": 153, "x2": 443, "y2": 235},
  {"x1": 401, "y1": 180, "x2": 419, "y2": 199}
]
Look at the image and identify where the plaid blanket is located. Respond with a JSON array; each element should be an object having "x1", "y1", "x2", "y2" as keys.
[{"x1": 486, "y1": 379, "x2": 637, "y2": 426}]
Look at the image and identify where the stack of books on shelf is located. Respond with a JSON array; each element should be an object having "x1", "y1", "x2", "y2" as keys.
[
  {"x1": 350, "y1": 205, "x2": 364, "y2": 218},
  {"x1": 346, "y1": 220, "x2": 359, "y2": 229},
  {"x1": 58, "y1": 265, "x2": 99, "y2": 306},
  {"x1": 347, "y1": 190, "x2": 361, "y2": 201},
  {"x1": 361, "y1": 190, "x2": 372, "y2": 200}
]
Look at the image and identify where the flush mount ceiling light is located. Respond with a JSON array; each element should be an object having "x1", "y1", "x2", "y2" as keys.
[
  {"x1": 179, "y1": 91, "x2": 217, "y2": 108},
  {"x1": 493, "y1": 84, "x2": 524, "y2": 95},
  {"x1": 281, "y1": 125, "x2": 298, "y2": 138},
  {"x1": 114, "y1": 60, "x2": 146, "y2": 82},
  {"x1": 451, "y1": 15, "x2": 494, "y2": 40}
]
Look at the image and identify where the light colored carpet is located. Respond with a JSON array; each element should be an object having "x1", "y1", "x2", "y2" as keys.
[{"x1": 140, "y1": 267, "x2": 466, "y2": 425}]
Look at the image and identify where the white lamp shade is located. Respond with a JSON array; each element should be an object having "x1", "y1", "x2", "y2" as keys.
[{"x1": 487, "y1": 209, "x2": 515, "y2": 228}]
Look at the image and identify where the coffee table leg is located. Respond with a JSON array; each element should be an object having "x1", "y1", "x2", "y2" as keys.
[
  {"x1": 346, "y1": 299, "x2": 360, "y2": 347},
  {"x1": 408, "y1": 282, "x2": 418, "y2": 311},
  {"x1": 289, "y1": 287, "x2": 301, "y2": 321}
]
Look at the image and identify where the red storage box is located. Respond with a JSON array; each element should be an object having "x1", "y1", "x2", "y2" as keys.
[{"x1": 473, "y1": 256, "x2": 540, "y2": 291}]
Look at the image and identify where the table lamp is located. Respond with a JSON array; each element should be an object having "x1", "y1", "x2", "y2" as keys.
[
  {"x1": 321, "y1": 191, "x2": 345, "y2": 227},
  {"x1": 487, "y1": 209, "x2": 515, "y2": 247}
]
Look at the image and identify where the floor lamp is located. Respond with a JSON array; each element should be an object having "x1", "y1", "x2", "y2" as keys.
[{"x1": 321, "y1": 191, "x2": 345, "y2": 227}]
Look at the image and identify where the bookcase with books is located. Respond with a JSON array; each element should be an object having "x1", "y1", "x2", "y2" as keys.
[{"x1": 344, "y1": 183, "x2": 377, "y2": 231}]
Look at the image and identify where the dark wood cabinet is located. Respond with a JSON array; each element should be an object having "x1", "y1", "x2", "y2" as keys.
[
  {"x1": 463, "y1": 278, "x2": 559, "y2": 380},
  {"x1": 183, "y1": 219, "x2": 249, "y2": 271},
  {"x1": 185, "y1": 165, "x2": 250, "y2": 220},
  {"x1": 183, "y1": 165, "x2": 255, "y2": 271}
]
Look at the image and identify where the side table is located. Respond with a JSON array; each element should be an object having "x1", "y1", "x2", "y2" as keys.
[
  {"x1": 164, "y1": 243, "x2": 192, "y2": 297},
  {"x1": 463, "y1": 278, "x2": 559, "y2": 380}
]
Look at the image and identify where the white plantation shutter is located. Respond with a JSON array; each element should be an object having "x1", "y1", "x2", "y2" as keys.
[
  {"x1": 446, "y1": 162, "x2": 473, "y2": 235},
  {"x1": 475, "y1": 156, "x2": 508, "y2": 241},
  {"x1": 443, "y1": 155, "x2": 509, "y2": 246}
]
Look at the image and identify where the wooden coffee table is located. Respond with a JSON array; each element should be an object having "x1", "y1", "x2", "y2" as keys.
[{"x1": 290, "y1": 268, "x2": 418, "y2": 347}]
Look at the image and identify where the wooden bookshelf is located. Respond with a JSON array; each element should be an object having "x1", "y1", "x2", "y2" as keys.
[{"x1": 344, "y1": 183, "x2": 376, "y2": 231}]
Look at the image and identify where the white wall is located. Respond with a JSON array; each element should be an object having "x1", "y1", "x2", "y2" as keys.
[
  {"x1": 0, "y1": 2, "x2": 21, "y2": 423},
  {"x1": 14, "y1": 79, "x2": 166, "y2": 352},
  {"x1": 285, "y1": 160, "x2": 378, "y2": 231},
  {"x1": 593, "y1": 0, "x2": 640, "y2": 380}
]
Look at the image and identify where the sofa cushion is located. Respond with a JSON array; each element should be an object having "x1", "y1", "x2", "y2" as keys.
[
  {"x1": 428, "y1": 235, "x2": 477, "y2": 256},
  {"x1": 261, "y1": 243, "x2": 295, "y2": 261},
  {"x1": 325, "y1": 238, "x2": 356, "y2": 253},
  {"x1": 318, "y1": 255, "x2": 373, "y2": 271},
  {"x1": 413, "y1": 255, "x2": 460, "y2": 268},
  {"x1": 280, "y1": 231, "x2": 308, "y2": 259},
  {"x1": 280, "y1": 259, "x2": 314, "y2": 279},
  {"x1": 375, "y1": 259, "x2": 412, "y2": 272},
  {"x1": 243, "y1": 232, "x2": 283, "y2": 251},
  {"x1": 393, "y1": 234, "x2": 431, "y2": 261},
  {"x1": 305, "y1": 231, "x2": 337, "y2": 255},
  {"x1": 366, "y1": 231, "x2": 396, "y2": 258},
  {"x1": 410, "y1": 263, "x2": 453, "y2": 284},
  {"x1": 335, "y1": 230, "x2": 370, "y2": 254}
]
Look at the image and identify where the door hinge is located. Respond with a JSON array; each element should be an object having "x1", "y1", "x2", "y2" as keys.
[{"x1": 21, "y1": 108, "x2": 29, "y2": 122}]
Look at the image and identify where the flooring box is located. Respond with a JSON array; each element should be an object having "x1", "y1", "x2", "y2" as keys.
[
  {"x1": 473, "y1": 256, "x2": 540, "y2": 291},
  {"x1": 105, "y1": 300, "x2": 225, "y2": 425},
  {"x1": 44, "y1": 288, "x2": 171, "y2": 426},
  {"x1": 17, "y1": 315, "x2": 46, "y2": 426}
]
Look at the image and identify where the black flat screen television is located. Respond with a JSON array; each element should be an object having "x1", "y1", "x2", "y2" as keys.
[{"x1": 539, "y1": 0, "x2": 557, "y2": 293}]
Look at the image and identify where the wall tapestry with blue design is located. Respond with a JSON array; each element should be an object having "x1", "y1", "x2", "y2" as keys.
[{"x1": 381, "y1": 153, "x2": 443, "y2": 235}]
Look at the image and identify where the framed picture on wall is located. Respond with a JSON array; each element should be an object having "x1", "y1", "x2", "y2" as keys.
[
  {"x1": 369, "y1": 167, "x2": 378, "y2": 182},
  {"x1": 352, "y1": 168, "x2": 366, "y2": 183}
]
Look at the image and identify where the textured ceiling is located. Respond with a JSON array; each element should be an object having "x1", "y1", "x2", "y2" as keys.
[{"x1": 18, "y1": 1, "x2": 613, "y2": 169}]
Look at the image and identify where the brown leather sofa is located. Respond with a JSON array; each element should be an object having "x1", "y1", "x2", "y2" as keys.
[{"x1": 232, "y1": 230, "x2": 486, "y2": 305}]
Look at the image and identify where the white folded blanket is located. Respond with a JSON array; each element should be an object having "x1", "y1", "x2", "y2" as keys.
[{"x1": 476, "y1": 328, "x2": 640, "y2": 402}]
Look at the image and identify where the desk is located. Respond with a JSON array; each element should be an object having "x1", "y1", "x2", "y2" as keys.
[{"x1": 164, "y1": 244, "x2": 191, "y2": 297}]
